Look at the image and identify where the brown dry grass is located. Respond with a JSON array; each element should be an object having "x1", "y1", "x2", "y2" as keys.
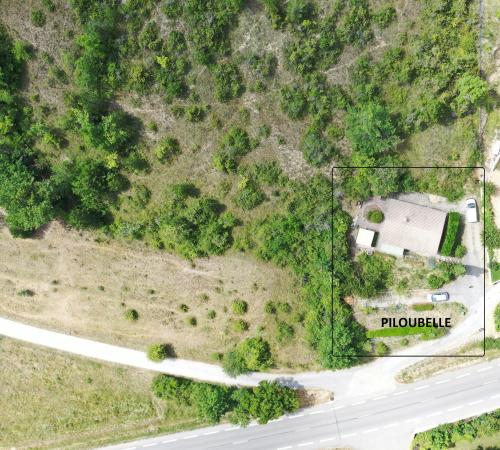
[
  {"x1": 0, "y1": 337, "x2": 205, "y2": 450},
  {"x1": 0, "y1": 219, "x2": 316, "y2": 370}
]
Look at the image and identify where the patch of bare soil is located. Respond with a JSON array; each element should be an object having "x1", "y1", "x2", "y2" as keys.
[{"x1": 0, "y1": 219, "x2": 315, "y2": 370}]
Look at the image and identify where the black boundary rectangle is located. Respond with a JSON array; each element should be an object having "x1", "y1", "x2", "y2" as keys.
[{"x1": 330, "y1": 166, "x2": 486, "y2": 358}]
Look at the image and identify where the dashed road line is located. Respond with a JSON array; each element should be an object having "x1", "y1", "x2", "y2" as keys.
[
  {"x1": 320, "y1": 437, "x2": 336, "y2": 443},
  {"x1": 383, "y1": 422, "x2": 398, "y2": 429},
  {"x1": 298, "y1": 442, "x2": 313, "y2": 447},
  {"x1": 363, "y1": 428, "x2": 378, "y2": 434},
  {"x1": 225, "y1": 427, "x2": 239, "y2": 431},
  {"x1": 309, "y1": 410, "x2": 326, "y2": 415},
  {"x1": 477, "y1": 366, "x2": 492, "y2": 372},
  {"x1": 204, "y1": 431, "x2": 219, "y2": 435},
  {"x1": 161, "y1": 439, "x2": 178, "y2": 444},
  {"x1": 394, "y1": 390, "x2": 408, "y2": 396},
  {"x1": 415, "y1": 385, "x2": 430, "y2": 391},
  {"x1": 142, "y1": 444, "x2": 157, "y2": 448},
  {"x1": 426, "y1": 411, "x2": 442, "y2": 418},
  {"x1": 182, "y1": 435, "x2": 198, "y2": 440},
  {"x1": 352, "y1": 400, "x2": 366, "y2": 406},
  {"x1": 277, "y1": 446, "x2": 292, "y2": 450},
  {"x1": 233, "y1": 440, "x2": 248, "y2": 445},
  {"x1": 468, "y1": 400, "x2": 484, "y2": 405},
  {"x1": 435, "y1": 379, "x2": 450, "y2": 385},
  {"x1": 447, "y1": 406, "x2": 463, "y2": 412},
  {"x1": 373, "y1": 395, "x2": 388, "y2": 400},
  {"x1": 289, "y1": 414, "x2": 305, "y2": 419},
  {"x1": 123, "y1": 447, "x2": 137, "y2": 450},
  {"x1": 334, "y1": 405, "x2": 345, "y2": 410},
  {"x1": 343, "y1": 432, "x2": 357, "y2": 438},
  {"x1": 456, "y1": 373, "x2": 471, "y2": 379},
  {"x1": 492, "y1": 393, "x2": 500, "y2": 399}
]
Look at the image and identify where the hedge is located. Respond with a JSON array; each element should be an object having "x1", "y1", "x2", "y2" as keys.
[
  {"x1": 412, "y1": 303, "x2": 434, "y2": 312},
  {"x1": 367, "y1": 326, "x2": 439, "y2": 338},
  {"x1": 439, "y1": 212, "x2": 461, "y2": 256}
]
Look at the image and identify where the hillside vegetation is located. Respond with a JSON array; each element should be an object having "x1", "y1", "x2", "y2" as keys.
[{"x1": 0, "y1": 0, "x2": 487, "y2": 368}]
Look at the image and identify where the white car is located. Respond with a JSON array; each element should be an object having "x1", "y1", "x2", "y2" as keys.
[
  {"x1": 427, "y1": 292, "x2": 450, "y2": 302},
  {"x1": 465, "y1": 198, "x2": 478, "y2": 223}
]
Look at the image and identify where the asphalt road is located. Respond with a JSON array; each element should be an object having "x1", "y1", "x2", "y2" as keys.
[{"x1": 101, "y1": 360, "x2": 500, "y2": 450}]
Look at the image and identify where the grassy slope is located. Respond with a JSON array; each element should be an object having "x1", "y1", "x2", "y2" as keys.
[{"x1": 0, "y1": 337, "x2": 205, "y2": 449}]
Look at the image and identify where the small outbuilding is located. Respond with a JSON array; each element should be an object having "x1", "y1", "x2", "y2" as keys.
[{"x1": 356, "y1": 228, "x2": 375, "y2": 248}]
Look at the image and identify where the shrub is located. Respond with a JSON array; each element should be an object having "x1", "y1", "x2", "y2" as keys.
[
  {"x1": 495, "y1": 304, "x2": 500, "y2": 332},
  {"x1": 374, "y1": 341, "x2": 389, "y2": 356},
  {"x1": 185, "y1": 105, "x2": 207, "y2": 122},
  {"x1": 354, "y1": 253, "x2": 394, "y2": 298},
  {"x1": 17, "y1": 289, "x2": 35, "y2": 297},
  {"x1": 124, "y1": 308, "x2": 139, "y2": 321},
  {"x1": 299, "y1": 126, "x2": 336, "y2": 167},
  {"x1": 367, "y1": 209, "x2": 384, "y2": 223},
  {"x1": 155, "y1": 137, "x2": 181, "y2": 163},
  {"x1": 31, "y1": 10, "x2": 46, "y2": 27},
  {"x1": 455, "y1": 244, "x2": 467, "y2": 258},
  {"x1": 233, "y1": 319, "x2": 249, "y2": 332},
  {"x1": 187, "y1": 316, "x2": 197, "y2": 326},
  {"x1": 231, "y1": 299, "x2": 248, "y2": 315},
  {"x1": 373, "y1": 6, "x2": 396, "y2": 29},
  {"x1": 222, "y1": 337, "x2": 272, "y2": 376},
  {"x1": 234, "y1": 177, "x2": 265, "y2": 210},
  {"x1": 427, "y1": 274, "x2": 445, "y2": 289},
  {"x1": 179, "y1": 303, "x2": 189, "y2": 312},
  {"x1": 42, "y1": 0, "x2": 56, "y2": 12},
  {"x1": 280, "y1": 85, "x2": 307, "y2": 119},
  {"x1": 163, "y1": 0, "x2": 183, "y2": 18},
  {"x1": 440, "y1": 212, "x2": 461, "y2": 256},
  {"x1": 277, "y1": 302, "x2": 292, "y2": 314},
  {"x1": 152, "y1": 374, "x2": 192, "y2": 401},
  {"x1": 213, "y1": 127, "x2": 252, "y2": 173},
  {"x1": 147, "y1": 343, "x2": 172, "y2": 361},
  {"x1": 212, "y1": 62, "x2": 244, "y2": 102},
  {"x1": 277, "y1": 321, "x2": 295, "y2": 343},
  {"x1": 207, "y1": 309, "x2": 217, "y2": 319},
  {"x1": 264, "y1": 301, "x2": 277, "y2": 314},
  {"x1": 412, "y1": 303, "x2": 434, "y2": 312}
]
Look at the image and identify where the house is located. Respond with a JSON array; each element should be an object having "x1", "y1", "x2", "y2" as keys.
[{"x1": 376, "y1": 199, "x2": 447, "y2": 257}]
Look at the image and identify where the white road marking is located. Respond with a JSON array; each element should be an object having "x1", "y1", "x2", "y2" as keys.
[
  {"x1": 383, "y1": 423, "x2": 398, "y2": 429},
  {"x1": 298, "y1": 442, "x2": 313, "y2": 447},
  {"x1": 435, "y1": 379, "x2": 450, "y2": 385},
  {"x1": 271, "y1": 418, "x2": 283, "y2": 422},
  {"x1": 426, "y1": 411, "x2": 442, "y2": 417},
  {"x1": 447, "y1": 406, "x2": 463, "y2": 412},
  {"x1": 124, "y1": 447, "x2": 137, "y2": 450},
  {"x1": 162, "y1": 439, "x2": 178, "y2": 444},
  {"x1": 289, "y1": 414, "x2": 305, "y2": 419},
  {"x1": 233, "y1": 440, "x2": 248, "y2": 445},
  {"x1": 182, "y1": 435, "x2": 198, "y2": 440},
  {"x1": 277, "y1": 446, "x2": 292, "y2": 450},
  {"x1": 320, "y1": 437, "x2": 336, "y2": 443},
  {"x1": 373, "y1": 395, "x2": 388, "y2": 400},
  {"x1": 468, "y1": 400, "x2": 484, "y2": 405},
  {"x1": 203, "y1": 431, "x2": 219, "y2": 435},
  {"x1": 142, "y1": 444, "x2": 157, "y2": 448},
  {"x1": 477, "y1": 366, "x2": 492, "y2": 372},
  {"x1": 394, "y1": 390, "x2": 408, "y2": 396},
  {"x1": 352, "y1": 400, "x2": 366, "y2": 406},
  {"x1": 456, "y1": 373, "x2": 471, "y2": 379},
  {"x1": 415, "y1": 385, "x2": 430, "y2": 391},
  {"x1": 343, "y1": 432, "x2": 357, "y2": 438},
  {"x1": 363, "y1": 428, "x2": 378, "y2": 434},
  {"x1": 225, "y1": 427, "x2": 239, "y2": 431},
  {"x1": 334, "y1": 405, "x2": 345, "y2": 410},
  {"x1": 491, "y1": 393, "x2": 500, "y2": 399},
  {"x1": 309, "y1": 410, "x2": 326, "y2": 415}
]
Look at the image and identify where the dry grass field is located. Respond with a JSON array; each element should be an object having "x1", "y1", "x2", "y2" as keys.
[
  {"x1": 0, "y1": 337, "x2": 205, "y2": 450},
  {"x1": 0, "y1": 218, "x2": 315, "y2": 370}
]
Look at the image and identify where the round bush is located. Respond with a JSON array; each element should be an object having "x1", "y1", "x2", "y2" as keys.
[
  {"x1": 367, "y1": 209, "x2": 384, "y2": 223},
  {"x1": 375, "y1": 341, "x2": 390, "y2": 356},
  {"x1": 454, "y1": 244, "x2": 467, "y2": 258},
  {"x1": 207, "y1": 309, "x2": 216, "y2": 319},
  {"x1": 264, "y1": 301, "x2": 276, "y2": 314},
  {"x1": 124, "y1": 308, "x2": 139, "y2": 321},
  {"x1": 147, "y1": 343, "x2": 172, "y2": 362},
  {"x1": 231, "y1": 299, "x2": 248, "y2": 315},
  {"x1": 233, "y1": 319, "x2": 249, "y2": 333},
  {"x1": 187, "y1": 316, "x2": 197, "y2": 327}
]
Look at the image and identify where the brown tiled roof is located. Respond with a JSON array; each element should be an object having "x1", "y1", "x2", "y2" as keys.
[{"x1": 378, "y1": 199, "x2": 447, "y2": 256}]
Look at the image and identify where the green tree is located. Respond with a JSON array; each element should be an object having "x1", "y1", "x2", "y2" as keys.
[
  {"x1": 212, "y1": 62, "x2": 244, "y2": 102},
  {"x1": 191, "y1": 383, "x2": 234, "y2": 423},
  {"x1": 248, "y1": 381, "x2": 299, "y2": 424},
  {"x1": 299, "y1": 126, "x2": 336, "y2": 167},
  {"x1": 452, "y1": 73, "x2": 488, "y2": 116},
  {"x1": 147, "y1": 343, "x2": 172, "y2": 362}
]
